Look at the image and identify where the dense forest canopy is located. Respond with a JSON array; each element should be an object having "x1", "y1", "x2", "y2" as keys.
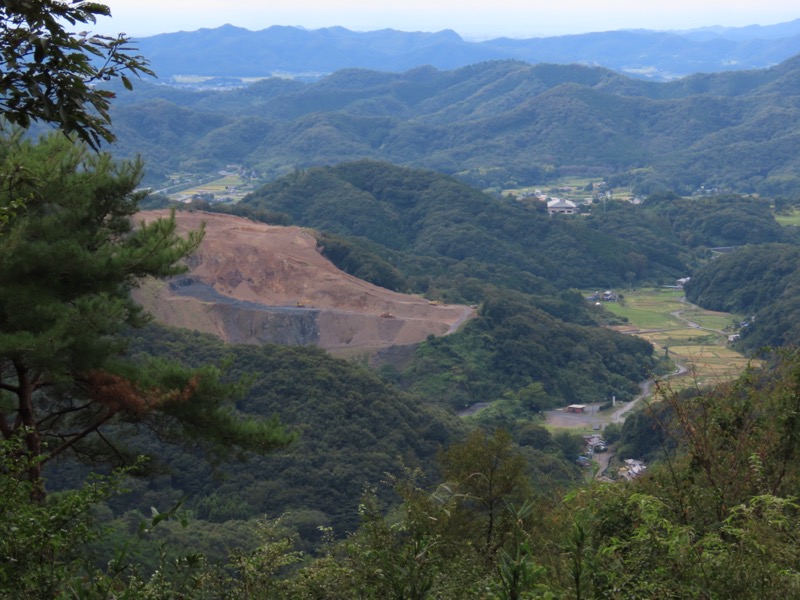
[
  {"x1": 239, "y1": 160, "x2": 684, "y2": 291},
  {"x1": 12, "y1": 350, "x2": 800, "y2": 597},
  {"x1": 584, "y1": 192, "x2": 797, "y2": 263},
  {"x1": 101, "y1": 325, "x2": 471, "y2": 541}
]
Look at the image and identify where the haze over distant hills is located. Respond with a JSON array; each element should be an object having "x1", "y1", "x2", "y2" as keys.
[{"x1": 136, "y1": 19, "x2": 800, "y2": 81}]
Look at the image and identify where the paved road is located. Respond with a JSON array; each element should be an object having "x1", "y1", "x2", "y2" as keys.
[
  {"x1": 609, "y1": 358, "x2": 689, "y2": 423},
  {"x1": 543, "y1": 294, "x2": 716, "y2": 478},
  {"x1": 670, "y1": 296, "x2": 727, "y2": 335}
]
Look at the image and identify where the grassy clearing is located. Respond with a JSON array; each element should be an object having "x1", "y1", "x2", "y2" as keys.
[
  {"x1": 602, "y1": 288, "x2": 684, "y2": 329},
  {"x1": 547, "y1": 288, "x2": 755, "y2": 433},
  {"x1": 604, "y1": 303, "x2": 680, "y2": 330},
  {"x1": 677, "y1": 307, "x2": 733, "y2": 331},
  {"x1": 775, "y1": 209, "x2": 800, "y2": 227}
]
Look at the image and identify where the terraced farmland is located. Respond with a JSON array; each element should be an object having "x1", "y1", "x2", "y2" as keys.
[{"x1": 603, "y1": 288, "x2": 754, "y2": 389}]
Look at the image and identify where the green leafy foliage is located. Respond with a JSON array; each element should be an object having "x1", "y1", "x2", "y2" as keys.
[
  {"x1": 0, "y1": 435, "x2": 144, "y2": 598},
  {"x1": 0, "y1": 0, "x2": 153, "y2": 148},
  {"x1": 111, "y1": 324, "x2": 465, "y2": 540},
  {"x1": 405, "y1": 290, "x2": 655, "y2": 412},
  {"x1": 315, "y1": 231, "x2": 408, "y2": 292},
  {"x1": 439, "y1": 429, "x2": 531, "y2": 555},
  {"x1": 640, "y1": 192, "x2": 794, "y2": 248},
  {"x1": 561, "y1": 352, "x2": 800, "y2": 598},
  {"x1": 9, "y1": 353, "x2": 800, "y2": 597}
]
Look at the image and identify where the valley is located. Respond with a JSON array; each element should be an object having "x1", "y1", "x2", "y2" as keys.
[
  {"x1": 5, "y1": 5, "x2": 800, "y2": 596},
  {"x1": 605, "y1": 288, "x2": 752, "y2": 388},
  {"x1": 543, "y1": 287, "x2": 751, "y2": 434}
]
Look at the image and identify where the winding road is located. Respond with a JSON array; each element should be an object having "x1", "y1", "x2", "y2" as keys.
[
  {"x1": 608, "y1": 359, "x2": 689, "y2": 424},
  {"x1": 670, "y1": 296, "x2": 727, "y2": 335}
]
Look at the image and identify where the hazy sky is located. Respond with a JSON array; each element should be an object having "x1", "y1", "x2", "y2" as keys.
[{"x1": 99, "y1": 1, "x2": 799, "y2": 40}]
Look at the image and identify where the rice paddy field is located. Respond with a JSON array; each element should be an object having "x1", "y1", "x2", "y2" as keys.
[
  {"x1": 543, "y1": 287, "x2": 753, "y2": 436},
  {"x1": 503, "y1": 176, "x2": 634, "y2": 204},
  {"x1": 166, "y1": 173, "x2": 257, "y2": 204},
  {"x1": 602, "y1": 287, "x2": 754, "y2": 390}
]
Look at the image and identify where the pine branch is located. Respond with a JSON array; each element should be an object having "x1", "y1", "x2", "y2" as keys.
[{"x1": 42, "y1": 408, "x2": 118, "y2": 464}]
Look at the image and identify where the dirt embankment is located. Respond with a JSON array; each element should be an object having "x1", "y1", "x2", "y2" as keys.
[{"x1": 134, "y1": 210, "x2": 476, "y2": 355}]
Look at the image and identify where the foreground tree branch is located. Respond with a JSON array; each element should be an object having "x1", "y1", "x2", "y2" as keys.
[
  {"x1": 0, "y1": 0, "x2": 154, "y2": 149},
  {"x1": 0, "y1": 134, "x2": 295, "y2": 495}
]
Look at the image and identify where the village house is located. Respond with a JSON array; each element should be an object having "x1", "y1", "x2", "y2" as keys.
[
  {"x1": 583, "y1": 434, "x2": 608, "y2": 453},
  {"x1": 601, "y1": 290, "x2": 618, "y2": 302},
  {"x1": 619, "y1": 459, "x2": 647, "y2": 480},
  {"x1": 547, "y1": 198, "x2": 578, "y2": 215}
]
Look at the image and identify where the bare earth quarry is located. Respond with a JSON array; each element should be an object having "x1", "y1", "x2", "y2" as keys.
[{"x1": 134, "y1": 210, "x2": 475, "y2": 360}]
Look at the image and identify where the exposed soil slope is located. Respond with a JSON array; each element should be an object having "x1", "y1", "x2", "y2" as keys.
[{"x1": 134, "y1": 210, "x2": 475, "y2": 354}]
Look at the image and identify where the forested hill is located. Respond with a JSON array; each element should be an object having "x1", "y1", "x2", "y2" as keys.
[
  {"x1": 111, "y1": 55, "x2": 800, "y2": 195},
  {"x1": 226, "y1": 160, "x2": 661, "y2": 410},
  {"x1": 135, "y1": 22, "x2": 800, "y2": 81},
  {"x1": 238, "y1": 160, "x2": 683, "y2": 291},
  {"x1": 54, "y1": 324, "x2": 472, "y2": 551},
  {"x1": 686, "y1": 244, "x2": 800, "y2": 351}
]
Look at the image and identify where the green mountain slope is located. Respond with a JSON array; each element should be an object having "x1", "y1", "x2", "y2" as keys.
[
  {"x1": 685, "y1": 244, "x2": 800, "y2": 351},
  {"x1": 49, "y1": 325, "x2": 469, "y2": 543},
  {"x1": 231, "y1": 161, "x2": 662, "y2": 409},
  {"x1": 240, "y1": 160, "x2": 683, "y2": 291},
  {"x1": 108, "y1": 55, "x2": 800, "y2": 194}
]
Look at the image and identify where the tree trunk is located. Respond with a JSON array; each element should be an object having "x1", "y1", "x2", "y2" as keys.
[{"x1": 14, "y1": 360, "x2": 44, "y2": 502}]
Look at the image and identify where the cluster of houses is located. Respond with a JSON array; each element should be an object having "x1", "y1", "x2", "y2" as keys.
[
  {"x1": 512, "y1": 180, "x2": 654, "y2": 216},
  {"x1": 728, "y1": 316, "x2": 754, "y2": 343},
  {"x1": 576, "y1": 433, "x2": 608, "y2": 467},
  {"x1": 575, "y1": 432, "x2": 649, "y2": 481}
]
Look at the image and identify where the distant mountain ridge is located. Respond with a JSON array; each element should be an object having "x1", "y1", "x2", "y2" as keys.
[
  {"x1": 110, "y1": 54, "x2": 800, "y2": 195},
  {"x1": 135, "y1": 20, "x2": 800, "y2": 81}
]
